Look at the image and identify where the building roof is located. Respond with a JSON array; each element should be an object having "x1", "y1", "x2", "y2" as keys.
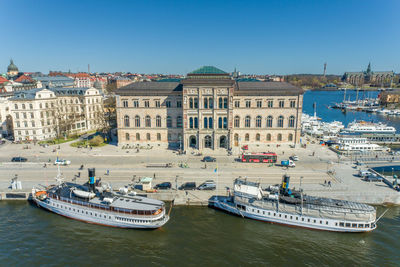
[
  {"x1": 235, "y1": 81, "x2": 303, "y2": 96},
  {"x1": 10, "y1": 87, "x2": 96, "y2": 100},
  {"x1": 0, "y1": 76, "x2": 9, "y2": 84},
  {"x1": 33, "y1": 76, "x2": 75, "y2": 87},
  {"x1": 189, "y1": 66, "x2": 227, "y2": 74},
  {"x1": 14, "y1": 74, "x2": 34, "y2": 83},
  {"x1": 116, "y1": 82, "x2": 182, "y2": 96},
  {"x1": 7, "y1": 59, "x2": 18, "y2": 72}
]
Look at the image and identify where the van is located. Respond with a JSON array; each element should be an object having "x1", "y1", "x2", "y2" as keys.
[
  {"x1": 358, "y1": 170, "x2": 372, "y2": 177},
  {"x1": 197, "y1": 180, "x2": 216, "y2": 190}
]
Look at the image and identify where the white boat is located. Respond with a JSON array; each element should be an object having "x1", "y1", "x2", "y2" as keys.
[
  {"x1": 335, "y1": 137, "x2": 388, "y2": 152},
  {"x1": 31, "y1": 168, "x2": 170, "y2": 229},
  {"x1": 342, "y1": 120, "x2": 396, "y2": 134},
  {"x1": 209, "y1": 176, "x2": 378, "y2": 232}
]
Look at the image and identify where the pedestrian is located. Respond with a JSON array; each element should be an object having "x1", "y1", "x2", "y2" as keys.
[
  {"x1": 312, "y1": 151, "x2": 315, "y2": 156},
  {"x1": 153, "y1": 173, "x2": 156, "y2": 179},
  {"x1": 205, "y1": 163, "x2": 207, "y2": 169},
  {"x1": 328, "y1": 181, "x2": 331, "y2": 187},
  {"x1": 324, "y1": 180, "x2": 327, "y2": 186},
  {"x1": 282, "y1": 151, "x2": 285, "y2": 155},
  {"x1": 106, "y1": 169, "x2": 109, "y2": 176},
  {"x1": 78, "y1": 172, "x2": 80, "y2": 178}
]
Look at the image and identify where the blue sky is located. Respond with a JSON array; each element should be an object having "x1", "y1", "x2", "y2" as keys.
[{"x1": 1, "y1": 0, "x2": 399, "y2": 75}]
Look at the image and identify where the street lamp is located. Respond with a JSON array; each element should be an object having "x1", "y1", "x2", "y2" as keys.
[{"x1": 175, "y1": 175, "x2": 178, "y2": 191}]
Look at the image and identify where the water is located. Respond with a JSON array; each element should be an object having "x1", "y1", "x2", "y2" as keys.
[
  {"x1": 303, "y1": 90, "x2": 400, "y2": 132},
  {"x1": 0, "y1": 202, "x2": 399, "y2": 266}
]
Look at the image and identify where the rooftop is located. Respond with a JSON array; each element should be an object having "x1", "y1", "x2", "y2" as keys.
[{"x1": 188, "y1": 66, "x2": 227, "y2": 75}]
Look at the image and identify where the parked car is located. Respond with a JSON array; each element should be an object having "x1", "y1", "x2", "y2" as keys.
[
  {"x1": 154, "y1": 182, "x2": 172, "y2": 190},
  {"x1": 202, "y1": 156, "x2": 216, "y2": 162},
  {"x1": 197, "y1": 180, "x2": 216, "y2": 190},
  {"x1": 54, "y1": 159, "x2": 71, "y2": 165},
  {"x1": 363, "y1": 174, "x2": 383, "y2": 182},
  {"x1": 358, "y1": 170, "x2": 372, "y2": 178},
  {"x1": 280, "y1": 160, "x2": 296, "y2": 167},
  {"x1": 11, "y1": 157, "x2": 27, "y2": 162},
  {"x1": 289, "y1": 155, "x2": 299, "y2": 161},
  {"x1": 179, "y1": 182, "x2": 196, "y2": 190}
]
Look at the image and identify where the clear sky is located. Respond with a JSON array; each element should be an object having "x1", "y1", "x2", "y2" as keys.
[{"x1": 1, "y1": 0, "x2": 399, "y2": 75}]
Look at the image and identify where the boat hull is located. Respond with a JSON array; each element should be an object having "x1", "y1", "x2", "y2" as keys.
[
  {"x1": 32, "y1": 196, "x2": 169, "y2": 229},
  {"x1": 209, "y1": 196, "x2": 375, "y2": 233}
]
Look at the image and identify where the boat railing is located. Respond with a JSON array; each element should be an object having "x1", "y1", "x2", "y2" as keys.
[{"x1": 51, "y1": 194, "x2": 164, "y2": 218}]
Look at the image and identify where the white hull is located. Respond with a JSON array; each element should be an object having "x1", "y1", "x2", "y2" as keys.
[
  {"x1": 32, "y1": 196, "x2": 169, "y2": 229},
  {"x1": 209, "y1": 196, "x2": 376, "y2": 233}
]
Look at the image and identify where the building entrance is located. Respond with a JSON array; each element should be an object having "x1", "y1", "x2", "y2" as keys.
[
  {"x1": 220, "y1": 136, "x2": 227, "y2": 148},
  {"x1": 189, "y1": 135, "x2": 197, "y2": 148},
  {"x1": 204, "y1": 135, "x2": 212, "y2": 148}
]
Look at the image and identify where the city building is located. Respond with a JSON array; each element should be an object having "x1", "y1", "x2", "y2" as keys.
[
  {"x1": 115, "y1": 66, "x2": 303, "y2": 151},
  {"x1": 9, "y1": 87, "x2": 103, "y2": 141},
  {"x1": 7, "y1": 59, "x2": 19, "y2": 78},
  {"x1": 32, "y1": 76, "x2": 75, "y2": 88},
  {"x1": 343, "y1": 63, "x2": 394, "y2": 86}
]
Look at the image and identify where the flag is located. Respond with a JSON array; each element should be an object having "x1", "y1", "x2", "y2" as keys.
[{"x1": 214, "y1": 166, "x2": 218, "y2": 173}]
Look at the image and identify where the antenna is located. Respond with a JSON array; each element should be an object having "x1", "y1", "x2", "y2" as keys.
[
  {"x1": 88, "y1": 64, "x2": 90, "y2": 74},
  {"x1": 323, "y1": 62, "x2": 327, "y2": 77}
]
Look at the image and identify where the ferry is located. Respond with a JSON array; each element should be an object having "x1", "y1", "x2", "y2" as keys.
[
  {"x1": 336, "y1": 137, "x2": 388, "y2": 152},
  {"x1": 31, "y1": 168, "x2": 170, "y2": 229},
  {"x1": 341, "y1": 120, "x2": 396, "y2": 134},
  {"x1": 209, "y1": 176, "x2": 379, "y2": 232}
]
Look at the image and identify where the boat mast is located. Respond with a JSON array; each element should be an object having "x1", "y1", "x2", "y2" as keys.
[{"x1": 300, "y1": 176, "x2": 303, "y2": 216}]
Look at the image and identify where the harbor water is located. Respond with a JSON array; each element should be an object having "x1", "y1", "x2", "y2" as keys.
[{"x1": 0, "y1": 202, "x2": 399, "y2": 266}]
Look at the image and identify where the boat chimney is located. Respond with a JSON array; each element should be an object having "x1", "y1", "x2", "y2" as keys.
[
  {"x1": 280, "y1": 175, "x2": 290, "y2": 195},
  {"x1": 88, "y1": 168, "x2": 95, "y2": 192}
]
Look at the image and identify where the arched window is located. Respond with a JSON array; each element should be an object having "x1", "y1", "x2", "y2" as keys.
[
  {"x1": 289, "y1": 116, "x2": 295, "y2": 128},
  {"x1": 194, "y1": 98, "x2": 198, "y2": 108},
  {"x1": 167, "y1": 116, "x2": 172, "y2": 128},
  {"x1": 256, "y1": 116, "x2": 262, "y2": 127},
  {"x1": 278, "y1": 116, "x2": 284, "y2": 128},
  {"x1": 125, "y1": 133, "x2": 130, "y2": 141},
  {"x1": 204, "y1": 117, "x2": 208, "y2": 129},
  {"x1": 218, "y1": 117, "x2": 222, "y2": 128},
  {"x1": 209, "y1": 97, "x2": 213, "y2": 108},
  {"x1": 223, "y1": 97, "x2": 228, "y2": 108},
  {"x1": 234, "y1": 116, "x2": 240, "y2": 128},
  {"x1": 267, "y1": 133, "x2": 271, "y2": 141},
  {"x1": 157, "y1": 133, "x2": 161, "y2": 141},
  {"x1": 256, "y1": 133, "x2": 260, "y2": 141},
  {"x1": 124, "y1": 115, "x2": 130, "y2": 127},
  {"x1": 218, "y1": 97, "x2": 223, "y2": 109},
  {"x1": 189, "y1": 98, "x2": 193, "y2": 109},
  {"x1": 266, "y1": 116, "x2": 273, "y2": 128},
  {"x1": 156, "y1": 115, "x2": 161, "y2": 127},
  {"x1": 145, "y1": 115, "x2": 151, "y2": 127},
  {"x1": 223, "y1": 117, "x2": 227, "y2": 128},
  {"x1": 288, "y1": 133, "x2": 293, "y2": 141},
  {"x1": 194, "y1": 117, "x2": 198, "y2": 128},
  {"x1": 135, "y1": 115, "x2": 140, "y2": 127},
  {"x1": 245, "y1": 133, "x2": 249, "y2": 141},
  {"x1": 277, "y1": 133, "x2": 282, "y2": 141},
  {"x1": 177, "y1": 116, "x2": 182, "y2": 128},
  {"x1": 136, "y1": 133, "x2": 140, "y2": 141},
  {"x1": 209, "y1": 117, "x2": 213, "y2": 129},
  {"x1": 146, "y1": 133, "x2": 151, "y2": 141},
  {"x1": 204, "y1": 98, "x2": 208, "y2": 109},
  {"x1": 189, "y1": 117, "x2": 193, "y2": 129},
  {"x1": 245, "y1": 116, "x2": 251, "y2": 128}
]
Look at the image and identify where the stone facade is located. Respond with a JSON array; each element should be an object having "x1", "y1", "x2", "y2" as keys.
[
  {"x1": 343, "y1": 63, "x2": 394, "y2": 86},
  {"x1": 9, "y1": 87, "x2": 103, "y2": 141},
  {"x1": 116, "y1": 66, "x2": 303, "y2": 151}
]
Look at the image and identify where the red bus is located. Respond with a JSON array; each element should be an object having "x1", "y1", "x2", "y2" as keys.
[{"x1": 241, "y1": 152, "x2": 278, "y2": 163}]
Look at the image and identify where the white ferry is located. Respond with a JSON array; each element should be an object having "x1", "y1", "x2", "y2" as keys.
[
  {"x1": 336, "y1": 137, "x2": 388, "y2": 152},
  {"x1": 342, "y1": 120, "x2": 396, "y2": 134},
  {"x1": 31, "y1": 168, "x2": 170, "y2": 229},
  {"x1": 209, "y1": 176, "x2": 378, "y2": 232}
]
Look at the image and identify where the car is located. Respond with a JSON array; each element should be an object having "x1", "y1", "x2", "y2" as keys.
[
  {"x1": 363, "y1": 174, "x2": 383, "y2": 182},
  {"x1": 178, "y1": 182, "x2": 196, "y2": 190},
  {"x1": 54, "y1": 159, "x2": 71, "y2": 165},
  {"x1": 11, "y1": 157, "x2": 27, "y2": 162},
  {"x1": 290, "y1": 155, "x2": 299, "y2": 161},
  {"x1": 202, "y1": 156, "x2": 216, "y2": 162},
  {"x1": 154, "y1": 182, "x2": 172, "y2": 190},
  {"x1": 197, "y1": 180, "x2": 216, "y2": 190}
]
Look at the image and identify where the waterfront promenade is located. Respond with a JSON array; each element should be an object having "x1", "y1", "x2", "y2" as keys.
[{"x1": 0, "y1": 139, "x2": 399, "y2": 205}]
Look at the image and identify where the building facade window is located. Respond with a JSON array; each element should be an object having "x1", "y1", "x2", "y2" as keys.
[
  {"x1": 167, "y1": 116, "x2": 172, "y2": 128},
  {"x1": 278, "y1": 116, "x2": 284, "y2": 128},
  {"x1": 245, "y1": 133, "x2": 249, "y2": 141},
  {"x1": 288, "y1": 133, "x2": 293, "y2": 141},
  {"x1": 267, "y1": 133, "x2": 272, "y2": 141},
  {"x1": 266, "y1": 116, "x2": 273, "y2": 128},
  {"x1": 223, "y1": 117, "x2": 227, "y2": 129},
  {"x1": 208, "y1": 97, "x2": 213, "y2": 108},
  {"x1": 123, "y1": 100, "x2": 128, "y2": 107},
  {"x1": 144, "y1": 100, "x2": 149, "y2": 108},
  {"x1": 256, "y1": 133, "x2": 260, "y2": 141},
  {"x1": 257, "y1": 100, "x2": 262, "y2": 108},
  {"x1": 194, "y1": 117, "x2": 198, "y2": 128},
  {"x1": 245, "y1": 116, "x2": 251, "y2": 128},
  {"x1": 189, "y1": 117, "x2": 193, "y2": 129},
  {"x1": 218, "y1": 117, "x2": 222, "y2": 129},
  {"x1": 135, "y1": 115, "x2": 140, "y2": 127},
  {"x1": 208, "y1": 117, "x2": 213, "y2": 129},
  {"x1": 165, "y1": 101, "x2": 171, "y2": 108},
  {"x1": 256, "y1": 116, "x2": 262, "y2": 127},
  {"x1": 234, "y1": 116, "x2": 240, "y2": 127},
  {"x1": 133, "y1": 100, "x2": 139, "y2": 108},
  {"x1": 277, "y1": 133, "x2": 282, "y2": 141},
  {"x1": 177, "y1": 100, "x2": 182, "y2": 108},
  {"x1": 218, "y1": 97, "x2": 223, "y2": 109},
  {"x1": 136, "y1": 133, "x2": 140, "y2": 141},
  {"x1": 157, "y1": 133, "x2": 161, "y2": 141},
  {"x1": 156, "y1": 116, "x2": 161, "y2": 127},
  {"x1": 147, "y1": 133, "x2": 151, "y2": 141},
  {"x1": 124, "y1": 115, "x2": 130, "y2": 127},
  {"x1": 279, "y1": 100, "x2": 284, "y2": 108},
  {"x1": 125, "y1": 133, "x2": 130, "y2": 141},
  {"x1": 189, "y1": 98, "x2": 193, "y2": 109},
  {"x1": 204, "y1": 98, "x2": 208, "y2": 109},
  {"x1": 145, "y1": 115, "x2": 151, "y2": 127},
  {"x1": 235, "y1": 100, "x2": 240, "y2": 108},
  {"x1": 290, "y1": 100, "x2": 296, "y2": 108},
  {"x1": 155, "y1": 100, "x2": 160, "y2": 108},
  {"x1": 177, "y1": 116, "x2": 182, "y2": 128},
  {"x1": 203, "y1": 117, "x2": 208, "y2": 128},
  {"x1": 246, "y1": 100, "x2": 251, "y2": 108},
  {"x1": 223, "y1": 97, "x2": 228, "y2": 108},
  {"x1": 194, "y1": 98, "x2": 198, "y2": 109},
  {"x1": 289, "y1": 116, "x2": 295, "y2": 128}
]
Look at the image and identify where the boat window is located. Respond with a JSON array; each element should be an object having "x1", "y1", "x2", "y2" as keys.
[
  {"x1": 252, "y1": 209, "x2": 254, "y2": 212},
  {"x1": 352, "y1": 224, "x2": 357, "y2": 228},
  {"x1": 302, "y1": 218, "x2": 304, "y2": 221},
  {"x1": 285, "y1": 215, "x2": 287, "y2": 218},
  {"x1": 335, "y1": 222, "x2": 337, "y2": 226},
  {"x1": 263, "y1": 211, "x2": 265, "y2": 215},
  {"x1": 339, "y1": 222, "x2": 344, "y2": 227},
  {"x1": 279, "y1": 214, "x2": 281, "y2": 217},
  {"x1": 320, "y1": 220, "x2": 322, "y2": 224},
  {"x1": 358, "y1": 224, "x2": 364, "y2": 228},
  {"x1": 274, "y1": 213, "x2": 276, "y2": 216},
  {"x1": 290, "y1": 216, "x2": 293, "y2": 220},
  {"x1": 296, "y1": 217, "x2": 298, "y2": 221},
  {"x1": 314, "y1": 220, "x2": 316, "y2": 223},
  {"x1": 109, "y1": 216, "x2": 111, "y2": 219},
  {"x1": 86, "y1": 211, "x2": 88, "y2": 214},
  {"x1": 345, "y1": 223, "x2": 351, "y2": 227},
  {"x1": 308, "y1": 219, "x2": 310, "y2": 222},
  {"x1": 268, "y1": 212, "x2": 270, "y2": 215},
  {"x1": 326, "y1": 221, "x2": 328, "y2": 225}
]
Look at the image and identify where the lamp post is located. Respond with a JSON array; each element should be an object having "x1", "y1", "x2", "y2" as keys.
[{"x1": 175, "y1": 175, "x2": 178, "y2": 191}]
